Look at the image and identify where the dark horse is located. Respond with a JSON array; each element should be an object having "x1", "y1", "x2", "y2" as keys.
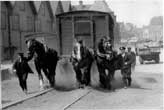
[
  {"x1": 70, "y1": 40, "x2": 94, "y2": 88},
  {"x1": 95, "y1": 38, "x2": 123, "y2": 89},
  {"x1": 26, "y1": 39, "x2": 59, "y2": 89}
]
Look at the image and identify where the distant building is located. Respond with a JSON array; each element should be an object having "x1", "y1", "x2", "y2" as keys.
[
  {"x1": 119, "y1": 22, "x2": 141, "y2": 47},
  {"x1": 141, "y1": 16, "x2": 163, "y2": 43}
]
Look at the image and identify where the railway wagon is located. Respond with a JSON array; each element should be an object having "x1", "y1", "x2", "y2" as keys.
[{"x1": 56, "y1": 10, "x2": 114, "y2": 55}]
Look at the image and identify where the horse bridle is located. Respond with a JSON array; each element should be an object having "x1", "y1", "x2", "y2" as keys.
[{"x1": 97, "y1": 40, "x2": 114, "y2": 61}]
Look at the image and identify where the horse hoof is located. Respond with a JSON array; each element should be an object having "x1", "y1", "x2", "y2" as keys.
[
  {"x1": 23, "y1": 90, "x2": 28, "y2": 95},
  {"x1": 40, "y1": 87, "x2": 44, "y2": 91},
  {"x1": 124, "y1": 86, "x2": 127, "y2": 89}
]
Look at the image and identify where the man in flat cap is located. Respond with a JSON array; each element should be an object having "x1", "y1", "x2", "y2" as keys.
[
  {"x1": 13, "y1": 52, "x2": 33, "y2": 94},
  {"x1": 119, "y1": 47, "x2": 133, "y2": 88}
]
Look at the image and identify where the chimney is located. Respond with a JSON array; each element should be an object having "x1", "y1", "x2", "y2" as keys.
[{"x1": 79, "y1": 1, "x2": 83, "y2": 6}]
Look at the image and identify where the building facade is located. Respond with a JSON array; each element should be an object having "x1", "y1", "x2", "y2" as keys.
[
  {"x1": 1, "y1": 1, "x2": 12, "y2": 60},
  {"x1": 1, "y1": 1, "x2": 71, "y2": 61},
  {"x1": 10, "y1": 1, "x2": 36, "y2": 59}
]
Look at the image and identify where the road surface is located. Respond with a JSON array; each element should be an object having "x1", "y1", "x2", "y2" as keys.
[{"x1": 3, "y1": 61, "x2": 163, "y2": 110}]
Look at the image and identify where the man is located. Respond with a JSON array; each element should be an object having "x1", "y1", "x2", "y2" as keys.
[
  {"x1": 119, "y1": 47, "x2": 133, "y2": 88},
  {"x1": 13, "y1": 52, "x2": 33, "y2": 94},
  {"x1": 127, "y1": 47, "x2": 136, "y2": 72}
]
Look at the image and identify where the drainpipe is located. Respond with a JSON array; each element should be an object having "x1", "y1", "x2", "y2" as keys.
[{"x1": 7, "y1": 10, "x2": 12, "y2": 61}]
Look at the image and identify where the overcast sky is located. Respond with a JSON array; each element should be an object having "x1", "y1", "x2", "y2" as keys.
[{"x1": 71, "y1": 0, "x2": 163, "y2": 28}]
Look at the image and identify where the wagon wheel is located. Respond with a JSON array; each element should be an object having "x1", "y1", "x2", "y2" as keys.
[{"x1": 155, "y1": 57, "x2": 160, "y2": 63}]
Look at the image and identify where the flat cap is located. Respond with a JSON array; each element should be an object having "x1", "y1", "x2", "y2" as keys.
[
  {"x1": 127, "y1": 47, "x2": 131, "y2": 49},
  {"x1": 119, "y1": 47, "x2": 126, "y2": 50}
]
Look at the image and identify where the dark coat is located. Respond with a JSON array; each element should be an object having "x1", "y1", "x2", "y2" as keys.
[
  {"x1": 13, "y1": 57, "x2": 33, "y2": 76},
  {"x1": 121, "y1": 52, "x2": 133, "y2": 68},
  {"x1": 121, "y1": 52, "x2": 133, "y2": 77},
  {"x1": 98, "y1": 41, "x2": 106, "y2": 54},
  {"x1": 128, "y1": 51, "x2": 136, "y2": 66}
]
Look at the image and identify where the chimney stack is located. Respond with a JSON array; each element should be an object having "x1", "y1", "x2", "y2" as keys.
[{"x1": 79, "y1": 1, "x2": 83, "y2": 6}]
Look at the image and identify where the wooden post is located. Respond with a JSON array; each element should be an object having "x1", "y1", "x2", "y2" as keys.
[
  {"x1": 106, "y1": 15, "x2": 109, "y2": 38},
  {"x1": 90, "y1": 15, "x2": 94, "y2": 49},
  {"x1": 72, "y1": 15, "x2": 75, "y2": 39},
  {"x1": 57, "y1": 17, "x2": 62, "y2": 55}
]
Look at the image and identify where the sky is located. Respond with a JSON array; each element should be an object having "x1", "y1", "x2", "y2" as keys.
[{"x1": 71, "y1": 0, "x2": 163, "y2": 28}]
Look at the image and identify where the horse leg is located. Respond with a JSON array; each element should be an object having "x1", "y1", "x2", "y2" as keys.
[
  {"x1": 73, "y1": 65, "x2": 82, "y2": 88},
  {"x1": 97, "y1": 64, "x2": 107, "y2": 88},
  {"x1": 109, "y1": 69, "x2": 115, "y2": 80},
  {"x1": 83, "y1": 63, "x2": 92, "y2": 86},
  {"x1": 35, "y1": 62, "x2": 44, "y2": 90},
  {"x1": 106, "y1": 70, "x2": 113, "y2": 90},
  {"x1": 42, "y1": 67, "x2": 50, "y2": 87},
  {"x1": 48, "y1": 67, "x2": 56, "y2": 88}
]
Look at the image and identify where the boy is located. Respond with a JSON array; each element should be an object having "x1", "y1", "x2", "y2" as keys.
[{"x1": 13, "y1": 52, "x2": 33, "y2": 94}]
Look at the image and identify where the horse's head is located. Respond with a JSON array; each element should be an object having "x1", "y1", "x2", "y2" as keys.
[
  {"x1": 73, "y1": 41, "x2": 81, "y2": 60},
  {"x1": 103, "y1": 39, "x2": 112, "y2": 53},
  {"x1": 26, "y1": 39, "x2": 36, "y2": 51}
]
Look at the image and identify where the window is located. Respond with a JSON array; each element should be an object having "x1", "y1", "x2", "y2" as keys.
[
  {"x1": 1, "y1": 11, "x2": 6, "y2": 29},
  {"x1": 20, "y1": 2, "x2": 25, "y2": 11},
  {"x1": 75, "y1": 21, "x2": 91, "y2": 36},
  {"x1": 27, "y1": 16, "x2": 33, "y2": 31},
  {"x1": 12, "y1": 15, "x2": 19, "y2": 30}
]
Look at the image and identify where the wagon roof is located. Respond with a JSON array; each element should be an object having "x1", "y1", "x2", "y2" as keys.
[
  {"x1": 24, "y1": 32, "x2": 57, "y2": 39},
  {"x1": 56, "y1": 10, "x2": 113, "y2": 17}
]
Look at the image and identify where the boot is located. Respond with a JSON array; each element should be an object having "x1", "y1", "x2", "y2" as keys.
[
  {"x1": 128, "y1": 78, "x2": 132, "y2": 86},
  {"x1": 124, "y1": 79, "x2": 128, "y2": 89}
]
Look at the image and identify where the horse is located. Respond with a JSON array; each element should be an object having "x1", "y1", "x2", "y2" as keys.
[
  {"x1": 95, "y1": 39, "x2": 123, "y2": 90},
  {"x1": 70, "y1": 40, "x2": 94, "y2": 88},
  {"x1": 26, "y1": 39, "x2": 59, "y2": 90}
]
